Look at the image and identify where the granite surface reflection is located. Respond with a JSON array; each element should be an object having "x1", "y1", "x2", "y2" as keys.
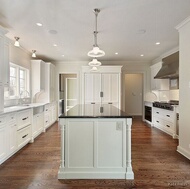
[{"x1": 59, "y1": 104, "x2": 132, "y2": 118}]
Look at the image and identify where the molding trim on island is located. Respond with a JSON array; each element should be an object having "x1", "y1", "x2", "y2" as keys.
[{"x1": 58, "y1": 104, "x2": 134, "y2": 180}]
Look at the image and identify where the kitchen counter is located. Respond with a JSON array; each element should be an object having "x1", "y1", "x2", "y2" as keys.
[
  {"x1": 59, "y1": 104, "x2": 132, "y2": 118},
  {"x1": 58, "y1": 104, "x2": 134, "y2": 180},
  {"x1": 1, "y1": 103, "x2": 47, "y2": 114}
]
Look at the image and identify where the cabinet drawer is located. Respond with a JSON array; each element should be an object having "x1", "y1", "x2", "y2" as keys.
[
  {"x1": 17, "y1": 125, "x2": 31, "y2": 148},
  {"x1": 17, "y1": 110, "x2": 31, "y2": 130},
  {"x1": 163, "y1": 120, "x2": 174, "y2": 130},
  {"x1": 8, "y1": 113, "x2": 17, "y2": 123},
  {"x1": 0, "y1": 115, "x2": 6, "y2": 127}
]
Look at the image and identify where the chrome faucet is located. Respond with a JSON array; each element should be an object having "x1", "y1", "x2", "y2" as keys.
[{"x1": 19, "y1": 90, "x2": 30, "y2": 104}]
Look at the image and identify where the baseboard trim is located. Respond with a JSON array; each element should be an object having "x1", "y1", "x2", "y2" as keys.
[{"x1": 177, "y1": 146, "x2": 190, "y2": 160}]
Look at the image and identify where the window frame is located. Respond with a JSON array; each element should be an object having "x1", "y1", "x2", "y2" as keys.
[{"x1": 9, "y1": 62, "x2": 30, "y2": 99}]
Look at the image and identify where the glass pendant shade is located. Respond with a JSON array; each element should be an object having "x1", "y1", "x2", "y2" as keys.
[
  {"x1": 88, "y1": 46, "x2": 105, "y2": 57},
  {"x1": 88, "y1": 58, "x2": 102, "y2": 67},
  {"x1": 91, "y1": 66, "x2": 98, "y2": 72}
]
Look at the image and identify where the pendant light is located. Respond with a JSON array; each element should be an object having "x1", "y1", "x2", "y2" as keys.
[
  {"x1": 14, "y1": 37, "x2": 20, "y2": 47},
  {"x1": 32, "y1": 50, "x2": 36, "y2": 58},
  {"x1": 88, "y1": 8, "x2": 105, "y2": 58}
]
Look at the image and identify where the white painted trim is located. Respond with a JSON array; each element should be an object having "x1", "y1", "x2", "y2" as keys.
[
  {"x1": 58, "y1": 171, "x2": 133, "y2": 179},
  {"x1": 177, "y1": 146, "x2": 190, "y2": 160},
  {"x1": 176, "y1": 16, "x2": 190, "y2": 30}
]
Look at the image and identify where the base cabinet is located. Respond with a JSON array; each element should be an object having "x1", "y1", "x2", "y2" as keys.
[
  {"x1": 58, "y1": 118, "x2": 134, "y2": 179},
  {"x1": 153, "y1": 107, "x2": 177, "y2": 138},
  {"x1": 33, "y1": 112, "x2": 44, "y2": 139},
  {"x1": 0, "y1": 115, "x2": 8, "y2": 163}
]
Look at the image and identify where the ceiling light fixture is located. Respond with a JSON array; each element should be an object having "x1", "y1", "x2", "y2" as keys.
[
  {"x1": 14, "y1": 37, "x2": 20, "y2": 47},
  {"x1": 32, "y1": 50, "x2": 36, "y2": 58},
  {"x1": 140, "y1": 54, "x2": 144, "y2": 57},
  {"x1": 115, "y1": 52, "x2": 118, "y2": 55},
  {"x1": 156, "y1": 42, "x2": 160, "y2": 45},
  {"x1": 87, "y1": 8, "x2": 105, "y2": 58},
  {"x1": 36, "y1": 23, "x2": 42, "y2": 26}
]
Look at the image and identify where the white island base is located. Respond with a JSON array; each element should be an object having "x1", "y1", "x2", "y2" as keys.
[{"x1": 58, "y1": 118, "x2": 134, "y2": 180}]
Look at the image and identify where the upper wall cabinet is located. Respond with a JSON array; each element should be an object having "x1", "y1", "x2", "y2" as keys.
[
  {"x1": 45, "y1": 63, "x2": 56, "y2": 103},
  {"x1": 31, "y1": 60, "x2": 46, "y2": 100},
  {"x1": 151, "y1": 62, "x2": 169, "y2": 91},
  {"x1": 0, "y1": 26, "x2": 9, "y2": 86},
  {"x1": 31, "y1": 61, "x2": 56, "y2": 103}
]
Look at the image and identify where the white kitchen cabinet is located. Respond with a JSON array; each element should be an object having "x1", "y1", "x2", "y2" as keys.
[
  {"x1": 153, "y1": 107, "x2": 177, "y2": 138},
  {"x1": 0, "y1": 26, "x2": 9, "y2": 85},
  {"x1": 3, "y1": 37, "x2": 10, "y2": 86},
  {"x1": 0, "y1": 85, "x2": 4, "y2": 112},
  {"x1": 17, "y1": 125, "x2": 31, "y2": 149},
  {"x1": 82, "y1": 66, "x2": 122, "y2": 109},
  {"x1": 8, "y1": 113, "x2": 17, "y2": 154},
  {"x1": 151, "y1": 62, "x2": 169, "y2": 91},
  {"x1": 0, "y1": 115, "x2": 8, "y2": 164},
  {"x1": 44, "y1": 102, "x2": 57, "y2": 130},
  {"x1": 84, "y1": 73, "x2": 101, "y2": 104},
  {"x1": 33, "y1": 112, "x2": 44, "y2": 139},
  {"x1": 45, "y1": 63, "x2": 56, "y2": 103},
  {"x1": 31, "y1": 60, "x2": 46, "y2": 100},
  {"x1": 0, "y1": 112, "x2": 17, "y2": 164},
  {"x1": 101, "y1": 73, "x2": 119, "y2": 106},
  {"x1": 17, "y1": 109, "x2": 31, "y2": 130}
]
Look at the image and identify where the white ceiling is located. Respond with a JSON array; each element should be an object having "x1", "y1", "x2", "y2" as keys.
[{"x1": 0, "y1": 0, "x2": 190, "y2": 62}]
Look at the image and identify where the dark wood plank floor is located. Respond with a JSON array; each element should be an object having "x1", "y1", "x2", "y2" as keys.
[{"x1": 0, "y1": 117, "x2": 190, "y2": 189}]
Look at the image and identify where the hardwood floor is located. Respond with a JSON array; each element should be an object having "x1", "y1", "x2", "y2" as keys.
[{"x1": 0, "y1": 118, "x2": 190, "y2": 189}]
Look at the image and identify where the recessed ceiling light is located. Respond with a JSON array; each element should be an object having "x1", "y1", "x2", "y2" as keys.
[
  {"x1": 53, "y1": 44, "x2": 57, "y2": 47},
  {"x1": 115, "y1": 52, "x2": 118, "y2": 55},
  {"x1": 156, "y1": 42, "x2": 160, "y2": 45},
  {"x1": 36, "y1": 23, "x2": 42, "y2": 26},
  {"x1": 61, "y1": 55, "x2": 64, "y2": 57},
  {"x1": 140, "y1": 54, "x2": 144, "y2": 57}
]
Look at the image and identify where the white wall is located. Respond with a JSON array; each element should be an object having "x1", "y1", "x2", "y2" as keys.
[
  {"x1": 54, "y1": 60, "x2": 151, "y2": 111},
  {"x1": 176, "y1": 17, "x2": 190, "y2": 159},
  {"x1": 9, "y1": 43, "x2": 31, "y2": 69}
]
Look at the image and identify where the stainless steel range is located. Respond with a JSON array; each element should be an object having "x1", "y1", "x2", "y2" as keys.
[{"x1": 153, "y1": 100, "x2": 179, "y2": 111}]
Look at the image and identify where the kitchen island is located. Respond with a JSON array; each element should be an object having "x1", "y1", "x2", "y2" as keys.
[{"x1": 58, "y1": 104, "x2": 134, "y2": 179}]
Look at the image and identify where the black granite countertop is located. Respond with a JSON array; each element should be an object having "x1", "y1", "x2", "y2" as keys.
[{"x1": 59, "y1": 104, "x2": 132, "y2": 118}]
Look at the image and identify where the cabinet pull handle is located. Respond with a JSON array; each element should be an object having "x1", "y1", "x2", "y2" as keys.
[
  {"x1": 166, "y1": 115, "x2": 170, "y2": 117},
  {"x1": 100, "y1": 91, "x2": 103, "y2": 97},
  {"x1": 166, "y1": 125, "x2": 170, "y2": 127},
  {"x1": 156, "y1": 112, "x2": 159, "y2": 114},
  {"x1": 156, "y1": 121, "x2": 159, "y2": 123},
  {"x1": 22, "y1": 117, "x2": 28, "y2": 121},
  {"x1": 108, "y1": 102, "x2": 112, "y2": 104},
  {"x1": 22, "y1": 134, "x2": 28, "y2": 138},
  {"x1": 91, "y1": 102, "x2": 95, "y2": 104}
]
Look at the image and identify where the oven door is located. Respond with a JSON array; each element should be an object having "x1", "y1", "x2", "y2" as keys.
[{"x1": 145, "y1": 106, "x2": 152, "y2": 122}]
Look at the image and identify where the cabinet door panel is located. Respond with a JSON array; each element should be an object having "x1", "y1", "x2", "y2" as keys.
[
  {"x1": 84, "y1": 73, "x2": 101, "y2": 103},
  {"x1": 102, "y1": 73, "x2": 119, "y2": 103},
  {"x1": 9, "y1": 123, "x2": 17, "y2": 153},
  {"x1": 0, "y1": 125, "x2": 8, "y2": 161}
]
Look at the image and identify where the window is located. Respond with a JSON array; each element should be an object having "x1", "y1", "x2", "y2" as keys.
[{"x1": 8, "y1": 63, "x2": 30, "y2": 99}]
